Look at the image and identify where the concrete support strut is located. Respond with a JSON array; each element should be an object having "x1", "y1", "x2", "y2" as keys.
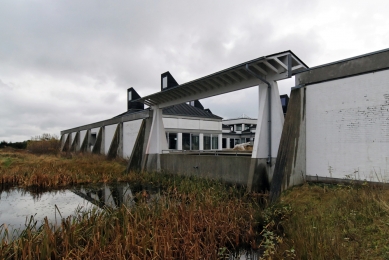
[{"x1": 145, "y1": 106, "x2": 168, "y2": 171}]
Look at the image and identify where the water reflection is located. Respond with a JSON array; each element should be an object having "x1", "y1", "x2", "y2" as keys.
[
  {"x1": 71, "y1": 182, "x2": 160, "y2": 209},
  {"x1": 0, "y1": 183, "x2": 160, "y2": 240}
]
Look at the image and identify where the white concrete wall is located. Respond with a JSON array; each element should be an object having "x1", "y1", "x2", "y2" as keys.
[
  {"x1": 80, "y1": 130, "x2": 87, "y2": 146},
  {"x1": 163, "y1": 117, "x2": 221, "y2": 131},
  {"x1": 90, "y1": 127, "x2": 100, "y2": 151},
  {"x1": 61, "y1": 134, "x2": 68, "y2": 146},
  {"x1": 123, "y1": 119, "x2": 143, "y2": 159},
  {"x1": 104, "y1": 124, "x2": 117, "y2": 154},
  {"x1": 306, "y1": 70, "x2": 389, "y2": 182},
  {"x1": 200, "y1": 120, "x2": 221, "y2": 131}
]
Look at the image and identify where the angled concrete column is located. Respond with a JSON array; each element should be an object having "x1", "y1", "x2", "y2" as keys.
[
  {"x1": 247, "y1": 81, "x2": 285, "y2": 192},
  {"x1": 146, "y1": 106, "x2": 168, "y2": 171},
  {"x1": 252, "y1": 81, "x2": 284, "y2": 159},
  {"x1": 218, "y1": 134, "x2": 222, "y2": 150},
  {"x1": 227, "y1": 137, "x2": 230, "y2": 149},
  {"x1": 199, "y1": 133, "x2": 204, "y2": 150}
]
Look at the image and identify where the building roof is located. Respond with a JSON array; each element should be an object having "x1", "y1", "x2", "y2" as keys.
[
  {"x1": 135, "y1": 50, "x2": 308, "y2": 108},
  {"x1": 163, "y1": 103, "x2": 222, "y2": 119},
  {"x1": 114, "y1": 103, "x2": 222, "y2": 120}
]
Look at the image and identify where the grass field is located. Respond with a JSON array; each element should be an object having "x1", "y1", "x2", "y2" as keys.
[{"x1": 1, "y1": 149, "x2": 389, "y2": 259}]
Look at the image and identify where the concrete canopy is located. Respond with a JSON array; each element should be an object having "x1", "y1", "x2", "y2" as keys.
[{"x1": 135, "y1": 50, "x2": 308, "y2": 108}]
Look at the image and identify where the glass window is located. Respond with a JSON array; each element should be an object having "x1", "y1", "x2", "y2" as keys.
[
  {"x1": 162, "y1": 76, "x2": 168, "y2": 89},
  {"x1": 222, "y1": 138, "x2": 227, "y2": 148},
  {"x1": 168, "y1": 133, "x2": 177, "y2": 149},
  {"x1": 244, "y1": 124, "x2": 250, "y2": 131},
  {"x1": 236, "y1": 125, "x2": 242, "y2": 131},
  {"x1": 203, "y1": 135, "x2": 211, "y2": 150},
  {"x1": 234, "y1": 139, "x2": 240, "y2": 146},
  {"x1": 191, "y1": 134, "x2": 199, "y2": 150},
  {"x1": 182, "y1": 133, "x2": 190, "y2": 150},
  {"x1": 229, "y1": 138, "x2": 234, "y2": 148},
  {"x1": 128, "y1": 91, "x2": 132, "y2": 101},
  {"x1": 212, "y1": 136, "x2": 218, "y2": 150}
]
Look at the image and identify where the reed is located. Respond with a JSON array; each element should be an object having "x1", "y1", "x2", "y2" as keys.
[
  {"x1": 274, "y1": 182, "x2": 389, "y2": 259},
  {"x1": 0, "y1": 178, "x2": 277, "y2": 259},
  {"x1": 0, "y1": 150, "x2": 294, "y2": 259},
  {"x1": 0, "y1": 150, "x2": 127, "y2": 188}
]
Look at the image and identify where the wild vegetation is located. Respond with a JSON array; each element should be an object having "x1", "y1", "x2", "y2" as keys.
[
  {"x1": 0, "y1": 149, "x2": 289, "y2": 259},
  {"x1": 275, "y1": 182, "x2": 389, "y2": 260},
  {"x1": 1, "y1": 149, "x2": 389, "y2": 259}
]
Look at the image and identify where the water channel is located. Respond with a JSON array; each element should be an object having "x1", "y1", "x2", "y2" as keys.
[{"x1": 0, "y1": 182, "x2": 259, "y2": 259}]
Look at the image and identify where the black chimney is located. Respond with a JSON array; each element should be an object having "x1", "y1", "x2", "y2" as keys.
[
  {"x1": 161, "y1": 71, "x2": 179, "y2": 91},
  {"x1": 127, "y1": 88, "x2": 144, "y2": 110}
]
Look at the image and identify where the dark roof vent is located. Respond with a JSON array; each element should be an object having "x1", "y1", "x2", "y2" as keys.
[
  {"x1": 161, "y1": 71, "x2": 179, "y2": 91},
  {"x1": 127, "y1": 88, "x2": 144, "y2": 110}
]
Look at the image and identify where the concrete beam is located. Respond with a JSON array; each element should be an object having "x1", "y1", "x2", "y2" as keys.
[
  {"x1": 296, "y1": 49, "x2": 389, "y2": 85},
  {"x1": 61, "y1": 110, "x2": 150, "y2": 135}
]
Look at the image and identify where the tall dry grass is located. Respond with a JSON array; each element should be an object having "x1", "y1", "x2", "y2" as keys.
[
  {"x1": 27, "y1": 133, "x2": 61, "y2": 155},
  {"x1": 275, "y1": 182, "x2": 389, "y2": 259},
  {"x1": 0, "y1": 190, "x2": 262, "y2": 259},
  {"x1": 0, "y1": 150, "x2": 298, "y2": 259},
  {"x1": 0, "y1": 150, "x2": 127, "y2": 188}
]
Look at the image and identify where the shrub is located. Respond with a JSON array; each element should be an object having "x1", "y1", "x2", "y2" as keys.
[{"x1": 27, "y1": 133, "x2": 60, "y2": 155}]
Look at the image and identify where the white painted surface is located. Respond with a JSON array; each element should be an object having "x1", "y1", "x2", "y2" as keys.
[
  {"x1": 252, "y1": 82, "x2": 284, "y2": 158},
  {"x1": 199, "y1": 133, "x2": 204, "y2": 150},
  {"x1": 61, "y1": 134, "x2": 68, "y2": 150},
  {"x1": 146, "y1": 107, "x2": 168, "y2": 155},
  {"x1": 163, "y1": 118, "x2": 178, "y2": 129},
  {"x1": 178, "y1": 118, "x2": 200, "y2": 129},
  {"x1": 199, "y1": 120, "x2": 221, "y2": 131},
  {"x1": 177, "y1": 133, "x2": 183, "y2": 150},
  {"x1": 163, "y1": 117, "x2": 221, "y2": 131},
  {"x1": 306, "y1": 70, "x2": 389, "y2": 182},
  {"x1": 80, "y1": 130, "x2": 87, "y2": 146},
  {"x1": 218, "y1": 134, "x2": 223, "y2": 150},
  {"x1": 123, "y1": 119, "x2": 143, "y2": 159},
  {"x1": 71, "y1": 132, "x2": 76, "y2": 143},
  {"x1": 104, "y1": 124, "x2": 117, "y2": 154}
]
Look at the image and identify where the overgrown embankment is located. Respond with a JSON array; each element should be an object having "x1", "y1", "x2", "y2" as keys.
[
  {"x1": 0, "y1": 150, "x2": 289, "y2": 259},
  {"x1": 1, "y1": 150, "x2": 389, "y2": 259},
  {"x1": 276, "y1": 182, "x2": 389, "y2": 259},
  {"x1": 0, "y1": 150, "x2": 127, "y2": 188}
]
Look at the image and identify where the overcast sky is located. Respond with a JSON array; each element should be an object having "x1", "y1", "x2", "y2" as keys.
[{"x1": 1, "y1": 0, "x2": 389, "y2": 142}]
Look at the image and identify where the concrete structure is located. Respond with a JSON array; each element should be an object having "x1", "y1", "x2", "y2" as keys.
[
  {"x1": 60, "y1": 81, "x2": 224, "y2": 162},
  {"x1": 61, "y1": 47, "x2": 389, "y2": 195},
  {"x1": 271, "y1": 48, "x2": 389, "y2": 200},
  {"x1": 221, "y1": 95, "x2": 289, "y2": 149},
  {"x1": 60, "y1": 50, "x2": 307, "y2": 192},
  {"x1": 135, "y1": 51, "x2": 307, "y2": 191}
]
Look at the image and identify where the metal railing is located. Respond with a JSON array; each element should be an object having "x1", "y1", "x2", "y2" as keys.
[{"x1": 161, "y1": 149, "x2": 252, "y2": 156}]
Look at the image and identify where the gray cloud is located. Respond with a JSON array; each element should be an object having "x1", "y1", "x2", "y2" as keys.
[{"x1": 1, "y1": 0, "x2": 388, "y2": 141}]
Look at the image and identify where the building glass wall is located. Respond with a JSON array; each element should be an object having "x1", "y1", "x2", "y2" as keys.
[
  {"x1": 204, "y1": 135, "x2": 211, "y2": 150},
  {"x1": 182, "y1": 133, "x2": 191, "y2": 150},
  {"x1": 167, "y1": 133, "x2": 177, "y2": 149},
  {"x1": 191, "y1": 134, "x2": 199, "y2": 150},
  {"x1": 212, "y1": 136, "x2": 218, "y2": 150}
]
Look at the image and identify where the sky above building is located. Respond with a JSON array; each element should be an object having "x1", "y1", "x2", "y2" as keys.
[{"x1": 1, "y1": 0, "x2": 389, "y2": 142}]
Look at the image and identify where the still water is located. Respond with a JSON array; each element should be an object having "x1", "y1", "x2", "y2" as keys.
[
  {"x1": 0, "y1": 183, "x2": 258, "y2": 259},
  {"x1": 0, "y1": 182, "x2": 160, "y2": 239}
]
